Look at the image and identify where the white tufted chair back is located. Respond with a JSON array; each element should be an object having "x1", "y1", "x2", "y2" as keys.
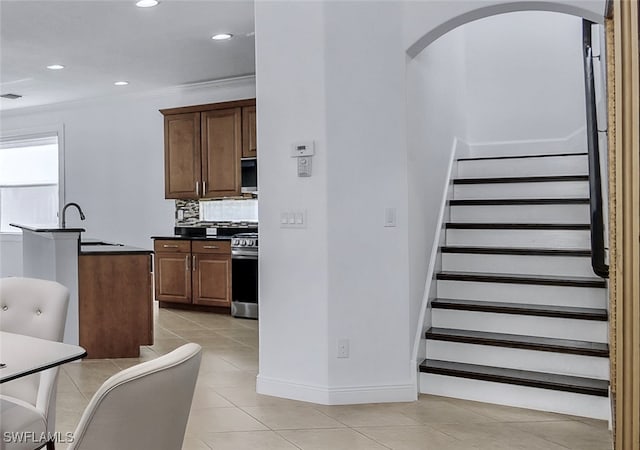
[
  {"x1": 0, "y1": 277, "x2": 70, "y2": 436},
  {"x1": 0, "y1": 277, "x2": 69, "y2": 341},
  {"x1": 68, "y1": 343, "x2": 202, "y2": 450}
]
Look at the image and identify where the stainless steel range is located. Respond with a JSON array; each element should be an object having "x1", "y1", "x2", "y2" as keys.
[{"x1": 230, "y1": 233, "x2": 258, "y2": 319}]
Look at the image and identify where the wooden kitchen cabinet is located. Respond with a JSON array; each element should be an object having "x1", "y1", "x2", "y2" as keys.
[
  {"x1": 154, "y1": 239, "x2": 232, "y2": 310},
  {"x1": 242, "y1": 105, "x2": 257, "y2": 158},
  {"x1": 164, "y1": 112, "x2": 201, "y2": 199},
  {"x1": 154, "y1": 239, "x2": 191, "y2": 303},
  {"x1": 161, "y1": 99, "x2": 256, "y2": 200},
  {"x1": 201, "y1": 108, "x2": 242, "y2": 198}
]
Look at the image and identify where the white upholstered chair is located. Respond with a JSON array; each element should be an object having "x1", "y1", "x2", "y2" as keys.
[
  {"x1": 67, "y1": 343, "x2": 202, "y2": 450},
  {"x1": 0, "y1": 277, "x2": 70, "y2": 450}
]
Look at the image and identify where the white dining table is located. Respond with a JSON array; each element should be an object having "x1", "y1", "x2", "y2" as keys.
[{"x1": 0, "y1": 331, "x2": 87, "y2": 383}]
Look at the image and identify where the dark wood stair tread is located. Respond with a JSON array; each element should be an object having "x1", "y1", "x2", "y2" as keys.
[
  {"x1": 425, "y1": 327, "x2": 609, "y2": 357},
  {"x1": 450, "y1": 198, "x2": 589, "y2": 206},
  {"x1": 431, "y1": 298, "x2": 608, "y2": 321},
  {"x1": 436, "y1": 271, "x2": 606, "y2": 288},
  {"x1": 441, "y1": 246, "x2": 591, "y2": 257},
  {"x1": 419, "y1": 359, "x2": 609, "y2": 397},
  {"x1": 458, "y1": 152, "x2": 587, "y2": 162},
  {"x1": 454, "y1": 175, "x2": 589, "y2": 184},
  {"x1": 445, "y1": 222, "x2": 590, "y2": 230}
]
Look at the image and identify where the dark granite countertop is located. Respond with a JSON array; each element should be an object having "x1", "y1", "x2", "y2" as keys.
[
  {"x1": 80, "y1": 237, "x2": 151, "y2": 255},
  {"x1": 80, "y1": 243, "x2": 152, "y2": 255},
  {"x1": 11, "y1": 223, "x2": 85, "y2": 233},
  {"x1": 151, "y1": 235, "x2": 233, "y2": 241}
]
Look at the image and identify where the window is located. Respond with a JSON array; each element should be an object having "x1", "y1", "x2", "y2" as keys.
[{"x1": 0, "y1": 135, "x2": 60, "y2": 232}]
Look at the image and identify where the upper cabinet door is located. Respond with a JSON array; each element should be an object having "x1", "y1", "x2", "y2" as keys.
[
  {"x1": 164, "y1": 112, "x2": 201, "y2": 199},
  {"x1": 201, "y1": 108, "x2": 242, "y2": 198},
  {"x1": 242, "y1": 105, "x2": 257, "y2": 158}
]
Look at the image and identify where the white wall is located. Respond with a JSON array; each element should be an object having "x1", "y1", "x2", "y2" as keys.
[
  {"x1": 255, "y1": 1, "x2": 331, "y2": 397},
  {"x1": 464, "y1": 12, "x2": 587, "y2": 146},
  {"x1": 0, "y1": 78, "x2": 256, "y2": 256},
  {"x1": 406, "y1": 26, "x2": 468, "y2": 362},
  {"x1": 256, "y1": 0, "x2": 415, "y2": 403},
  {"x1": 324, "y1": 2, "x2": 411, "y2": 393}
]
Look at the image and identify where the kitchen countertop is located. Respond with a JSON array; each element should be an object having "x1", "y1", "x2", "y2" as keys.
[
  {"x1": 10, "y1": 223, "x2": 85, "y2": 233},
  {"x1": 151, "y1": 235, "x2": 233, "y2": 241},
  {"x1": 80, "y1": 238, "x2": 151, "y2": 254},
  {"x1": 79, "y1": 244, "x2": 152, "y2": 255}
]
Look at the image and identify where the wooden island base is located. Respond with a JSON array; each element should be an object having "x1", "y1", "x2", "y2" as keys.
[{"x1": 79, "y1": 253, "x2": 153, "y2": 358}]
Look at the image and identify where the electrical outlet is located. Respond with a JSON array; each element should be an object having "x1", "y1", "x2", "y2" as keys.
[{"x1": 337, "y1": 339, "x2": 350, "y2": 358}]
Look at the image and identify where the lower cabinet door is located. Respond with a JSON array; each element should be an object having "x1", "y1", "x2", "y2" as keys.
[
  {"x1": 192, "y1": 253, "x2": 231, "y2": 307},
  {"x1": 155, "y1": 252, "x2": 192, "y2": 303}
]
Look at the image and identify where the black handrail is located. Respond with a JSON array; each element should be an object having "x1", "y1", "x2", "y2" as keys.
[{"x1": 582, "y1": 20, "x2": 609, "y2": 278}]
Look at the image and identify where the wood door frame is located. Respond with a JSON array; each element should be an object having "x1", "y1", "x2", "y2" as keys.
[{"x1": 607, "y1": 0, "x2": 640, "y2": 448}]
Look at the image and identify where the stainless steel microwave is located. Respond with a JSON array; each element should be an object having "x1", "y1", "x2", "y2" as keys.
[{"x1": 241, "y1": 158, "x2": 257, "y2": 193}]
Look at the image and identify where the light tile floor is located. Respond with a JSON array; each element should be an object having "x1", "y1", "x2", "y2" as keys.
[{"x1": 55, "y1": 304, "x2": 613, "y2": 449}]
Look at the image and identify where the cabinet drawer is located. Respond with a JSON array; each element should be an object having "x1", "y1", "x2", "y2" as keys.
[
  {"x1": 154, "y1": 240, "x2": 191, "y2": 253},
  {"x1": 192, "y1": 240, "x2": 230, "y2": 254}
]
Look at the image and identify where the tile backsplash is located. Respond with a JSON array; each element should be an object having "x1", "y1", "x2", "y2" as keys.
[{"x1": 175, "y1": 199, "x2": 258, "y2": 226}]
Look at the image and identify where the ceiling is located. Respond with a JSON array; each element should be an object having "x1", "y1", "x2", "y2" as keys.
[{"x1": 0, "y1": 0, "x2": 255, "y2": 111}]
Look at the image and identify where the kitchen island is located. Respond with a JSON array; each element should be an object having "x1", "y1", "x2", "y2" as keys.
[{"x1": 11, "y1": 223, "x2": 153, "y2": 358}]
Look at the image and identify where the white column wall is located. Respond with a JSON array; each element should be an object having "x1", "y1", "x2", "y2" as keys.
[
  {"x1": 256, "y1": 0, "x2": 415, "y2": 403},
  {"x1": 255, "y1": 1, "x2": 332, "y2": 399},
  {"x1": 324, "y1": 2, "x2": 412, "y2": 399}
]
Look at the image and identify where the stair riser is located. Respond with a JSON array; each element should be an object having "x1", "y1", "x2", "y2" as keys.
[
  {"x1": 419, "y1": 373, "x2": 610, "y2": 420},
  {"x1": 426, "y1": 341, "x2": 609, "y2": 379},
  {"x1": 458, "y1": 155, "x2": 588, "y2": 178},
  {"x1": 450, "y1": 204, "x2": 590, "y2": 224},
  {"x1": 446, "y1": 229, "x2": 590, "y2": 248},
  {"x1": 437, "y1": 280, "x2": 606, "y2": 308},
  {"x1": 453, "y1": 181, "x2": 589, "y2": 200},
  {"x1": 431, "y1": 309, "x2": 608, "y2": 343},
  {"x1": 442, "y1": 253, "x2": 595, "y2": 277}
]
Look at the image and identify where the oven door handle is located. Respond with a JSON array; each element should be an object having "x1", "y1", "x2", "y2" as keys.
[{"x1": 231, "y1": 253, "x2": 258, "y2": 260}]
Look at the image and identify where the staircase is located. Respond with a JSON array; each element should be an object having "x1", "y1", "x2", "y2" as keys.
[{"x1": 419, "y1": 151, "x2": 610, "y2": 420}]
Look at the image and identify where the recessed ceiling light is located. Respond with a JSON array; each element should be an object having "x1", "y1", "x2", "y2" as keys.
[
  {"x1": 47, "y1": 64, "x2": 65, "y2": 70},
  {"x1": 114, "y1": 81, "x2": 129, "y2": 86},
  {"x1": 136, "y1": 0, "x2": 158, "y2": 7},
  {"x1": 211, "y1": 33, "x2": 233, "y2": 41}
]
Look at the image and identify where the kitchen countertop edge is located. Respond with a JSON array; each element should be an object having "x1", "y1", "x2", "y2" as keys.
[{"x1": 151, "y1": 235, "x2": 233, "y2": 241}]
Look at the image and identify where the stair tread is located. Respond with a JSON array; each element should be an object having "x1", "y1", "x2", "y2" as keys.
[
  {"x1": 441, "y1": 246, "x2": 591, "y2": 256},
  {"x1": 458, "y1": 152, "x2": 588, "y2": 162},
  {"x1": 431, "y1": 298, "x2": 608, "y2": 321},
  {"x1": 425, "y1": 327, "x2": 609, "y2": 356},
  {"x1": 436, "y1": 271, "x2": 606, "y2": 288},
  {"x1": 450, "y1": 198, "x2": 589, "y2": 206},
  {"x1": 419, "y1": 359, "x2": 609, "y2": 397},
  {"x1": 454, "y1": 175, "x2": 589, "y2": 184},
  {"x1": 445, "y1": 222, "x2": 590, "y2": 230}
]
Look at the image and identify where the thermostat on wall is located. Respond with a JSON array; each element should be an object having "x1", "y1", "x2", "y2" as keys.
[{"x1": 291, "y1": 141, "x2": 315, "y2": 157}]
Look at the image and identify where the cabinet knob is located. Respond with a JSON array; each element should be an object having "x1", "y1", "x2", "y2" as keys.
[
  {"x1": 163, "y1": 244, "x2": 179, "y2": 248},
  {"x1": 193, "y1": 255, "x2": 197, "y2": 271},
  {"x1": 203, "y1": 245, "x2": 219, "y2": 249},
  {"x1": 185, "y1": 255, "x2": 190, "y2": 271}
]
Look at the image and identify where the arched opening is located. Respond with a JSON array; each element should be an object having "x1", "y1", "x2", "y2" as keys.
[
  {"x1": 407, "y1": 6, "x2": 612, "y2": 426},
  {"x1": 407, "y1": 1, "x2": 604, "y2": 58}
]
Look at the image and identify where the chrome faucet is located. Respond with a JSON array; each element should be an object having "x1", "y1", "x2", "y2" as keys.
[{"x1": 61, "y1": 202, "x2": 86, "y2": 228}]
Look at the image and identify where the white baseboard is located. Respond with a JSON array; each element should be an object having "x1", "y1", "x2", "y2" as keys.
[{"x1": 256, "y1": 374, "x2": 417, "y2": 405}]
